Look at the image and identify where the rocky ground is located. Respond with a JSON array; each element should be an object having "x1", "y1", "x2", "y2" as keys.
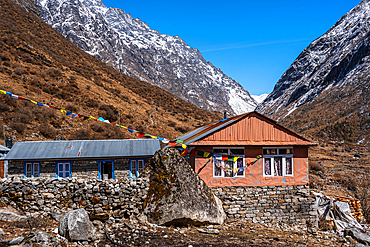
[{"x1": 0, "y1": 208, "x2": 363, "y2": 247}]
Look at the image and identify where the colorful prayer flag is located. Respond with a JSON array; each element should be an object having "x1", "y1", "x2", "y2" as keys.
[{"x1": 180, "y1": 149, "x2": 188, "y2": 156}]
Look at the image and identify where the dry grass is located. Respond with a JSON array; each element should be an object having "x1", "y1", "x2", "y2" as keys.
[{"x1": 0, "y1": 0, "x2": 222, "y2": 142}]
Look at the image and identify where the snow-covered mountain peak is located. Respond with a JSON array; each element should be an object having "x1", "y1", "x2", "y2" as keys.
[
  {"x1": 35, "y1": 0, "x2": 257, "y2": 114},
  {"x1": 257, "y1": 0, "x2": 370, "y2": 118}
]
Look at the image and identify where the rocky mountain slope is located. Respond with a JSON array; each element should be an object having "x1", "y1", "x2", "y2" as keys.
[
  {"x1": 33, "y1": 0, "x2": 257, "y2": 115},
  {"x1": 257, "y1": 0, "x2": 370, "y2": 145},
  {"x1": 0, "y1": 0, "x2": 221, "y2": 143}
]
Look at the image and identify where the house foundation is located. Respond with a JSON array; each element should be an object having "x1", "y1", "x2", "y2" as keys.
[{"x1": 212, "y1": 185, "x2": 318, "y2": 227}]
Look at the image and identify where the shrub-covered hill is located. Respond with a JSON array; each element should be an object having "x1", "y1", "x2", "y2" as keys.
[{"x1": 0, "y1": 0, "x2": 222, "y2": 143}]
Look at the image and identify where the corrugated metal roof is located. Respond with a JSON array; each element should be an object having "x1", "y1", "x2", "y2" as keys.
[
  {"x1": 0, "y1": 145, "x2": 10, "y2": 152},
  {"x1": 187, "y1": 140, "x2": 314, "y2": 146},
  {"x1": 176, "y1": 111, "x2": 315, "y2": 146},
  {"x1": 5, "y1": 139, "x2": 161, "y2": 160},
  {"x1": 177, "y1": 112, "x2": 251, "y2": 145}
]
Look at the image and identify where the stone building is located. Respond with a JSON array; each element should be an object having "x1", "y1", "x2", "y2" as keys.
[
  {"x1": 4, "y1": 139, "x2": 160, "y2": 180},
  {"x1": 176, "y1": 111, "x2": 318, "y2": 226}
]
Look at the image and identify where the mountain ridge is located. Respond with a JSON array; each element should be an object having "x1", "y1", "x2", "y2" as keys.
[
  {"x1": 0, "y1": 0, "x2": 221, "y2": 143},
  {"x1": 34, "y1": 0, "x2": 257, "y2": 115},
  {"x1": 257, "y1": 0, "x2": 370, "y2": 145}
]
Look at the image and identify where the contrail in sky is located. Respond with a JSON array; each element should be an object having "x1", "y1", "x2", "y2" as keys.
[{"x1": 201, "y1": 39, "x2": 311, "y2": 52}]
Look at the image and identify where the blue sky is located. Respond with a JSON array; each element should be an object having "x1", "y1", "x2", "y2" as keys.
[{"x1": 102, "y1": 0, "x2": 360, "y2": 95}]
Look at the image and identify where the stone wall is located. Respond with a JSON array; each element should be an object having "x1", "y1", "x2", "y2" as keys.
[
  {"x1": 211, "y1": 185, "x2": 318, "y2": 228},
  {"x1": 0, "y1": 178, "x2": 317, "y2": 228},
  {"x1": 0, "y1": 177, "x2": 149, "y2": 220}
]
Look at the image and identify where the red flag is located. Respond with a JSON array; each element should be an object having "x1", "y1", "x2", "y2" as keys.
[
  {"x1": 181, "y1": 149, "x2": 188, "y2": 156},
  {"x1": 168, "y1": 141, "x2": 176, "y2": 147},
  {"x1": 222, "y1": 156, "x2": 228, "y2": 161},
  {"x1": 138, "y1": 132, "x2": 145, "y2": 138},
  {"x1": 190, "y1": 149, "x2": 197, "y2": 155}
]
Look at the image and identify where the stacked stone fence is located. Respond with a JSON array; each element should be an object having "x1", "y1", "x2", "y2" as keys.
[
  {"x1": 0, "y1": 177, "x2": 149, "y2": 221},
  {"x1": 211, "y1": 185, "x2": 318, "y2": 228},
  {"x1": 0, "y1": 178, "x2": 317, "y2": 228}
]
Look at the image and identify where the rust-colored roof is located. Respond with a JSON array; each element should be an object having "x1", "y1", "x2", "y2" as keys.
[
  {"x1": 177, "y1": 111, "x2": 316, "y2": 146},
  {"x1": 188, "y1": 140, "x2": 313, "y2": 146}
]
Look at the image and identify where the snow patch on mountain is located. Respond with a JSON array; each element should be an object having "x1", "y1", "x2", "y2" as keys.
[
  {"x1": 35, "y1": 0, "x2": 257, "y2": 114},
  {"x1": 257, "y1": 0, "x2": 370, "y2": 118},
  {"x1": 251, "y1": 93, "x2": 269, "y2": 104}
]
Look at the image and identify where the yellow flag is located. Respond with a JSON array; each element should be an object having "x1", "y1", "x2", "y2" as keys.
[
  {"x1": 89, "y1": 116, "x2": 96, "y2": 120},
  {"x1": 204, "y1": 152, "x2": 210, "y2": 157},
  {"x1": 151, "y1": 136, "x2": 157, "y2": 139},
  {"x1": 61, "y1": 110, "x2": 66, "y2": 115},
  {"x1": 182, "y1": 144, "x2": 187, "y2": 149},
  {"x1": 233, "y1": 156, "x2": 240, "y2": 162},
  {"x1": 30, "y1": 100, "x2": 38, "y2": 104},
  {"x1": 233, "y1": 168, "x2": 239, "y2": 173},
  {"x1": 0, "y1": 90, "x2": 6, "y2": 94}
]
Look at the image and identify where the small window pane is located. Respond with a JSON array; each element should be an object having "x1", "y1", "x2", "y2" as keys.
[
  {"x1": 285, "y1": 157, "x2": 293, "y2": 175},
  {"x1": 280, "y1": 149, "x2": 293, "y2": 155},
  {"x1": 214, "y1": 160, "x2": 222, "y2": 177},
  {"x1": 26, "y1": 172, "x2": 32, "y2": 177},
  {"x1": 263, "y1": 149, "x2": 277, "y2": 155},
  {"x1": 138, "y1": 160, "x2": 144, "y2": 170},
  {"x1": 214, "y1": 149, "x2": 228, "y2": 155},
  {"x1": 236, "y1": 158, "x2": 244, "y2": 176},
  {"x1": 224, "y1": 161, "x2": 233, "y2": 177},
  {"x1": 65, "y1": 164, "x2": 70, "y2": 172},
  {"x1": 34, "y1": 164, "x2": 39, "y2": 172},
  {"x1": 264, "y1": 158, "x2": 272, "y2": 176},
  {"x1": 27, "y1": 164, "x2": 32, "y2": 171},
  {"x1": 274, "y1": 157, "x2": 283, "y2": 176},
  {"x1": 230, "y1": 149, "x2": 244, "y2": 155}
]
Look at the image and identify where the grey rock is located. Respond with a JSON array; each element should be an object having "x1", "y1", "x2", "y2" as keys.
[
  {"x1": 20, "y1": 230, "x2": 56, "y2": 247},
  {"x1": 59, "y1": 208, "x2": 96, "y2": 241},
  {"x1": 8, "y1": 236, "x2": 24, "y2": 245},
  {"x1": 344, "y1": 227, "x2": 370, "y2": 246},
  {"x1": 197, "y1": 228, "x2": 220, "y2": 234},
  {"x1": 0, "y1": 228, "x2": 5, "y2": 236},
  {"x1": 51, "y1": 209, "x2": 68, "y2": 222},
  {"x1": 0, "y1": 207, "x2": 27, "y2": 222},
  {"x1": 143, "y1": 147, "x2": 226, "y2": 226}
]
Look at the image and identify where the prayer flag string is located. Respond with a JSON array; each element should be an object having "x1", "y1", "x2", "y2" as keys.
[{"x1": 0, "y1": 89, "x2": 186, "y2": 147}]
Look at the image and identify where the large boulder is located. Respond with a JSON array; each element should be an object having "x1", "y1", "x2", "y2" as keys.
[
  {"x1": 143, "y1": 147, "x2": 226, "y2": 226},
  {"x1": 58, "y1": 209, "x2": 95, "y2": 242}
]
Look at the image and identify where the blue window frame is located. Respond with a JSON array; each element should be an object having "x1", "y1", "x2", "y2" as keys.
[
  {"x1": 55, "y1": 161, "x2": 72, "y2": 178},
  {"x1": 23, "y1": 162, "x2": 40, "y2": 178},
  {"x1": 98, "y1": 160, "x2": 115, "y2": 180},
  {"x1": 129, "y1": 159, "x2": 145, "y2": 179}
]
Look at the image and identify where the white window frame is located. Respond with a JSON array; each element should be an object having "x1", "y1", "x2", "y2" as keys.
[
  {"x1": 129, "y1": 159, "x2": 145, "y2": 179},
  {"x1": 213, "y1": 148, "x2": 245, "y2": 178},
  {"x1": 24, "y1": 162, "x2": 40, "y2": 178},
  {"x1": 263, "y1": 147, "x2": 294, "y2": 177},
  {"x1": 56, "y1": 161, "x2": 71, "y2": 178}
]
